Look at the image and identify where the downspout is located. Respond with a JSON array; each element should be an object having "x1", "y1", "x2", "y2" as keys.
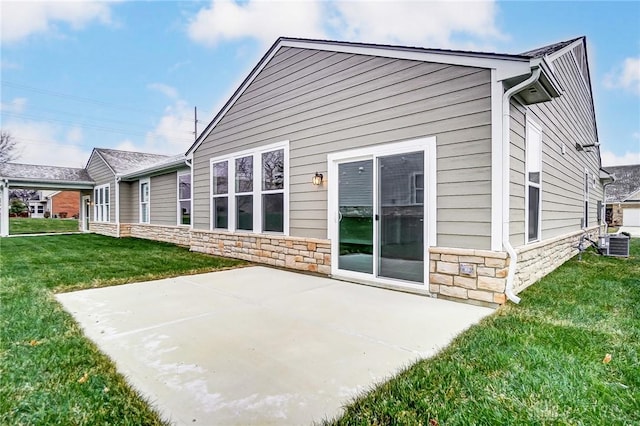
[
  {"x1": 502, "y1": 68, "x2": 542, "y2": 304},
  {"x1": 115, "y1": 176, "x2": 121, "y2": 237},
  {"x1": 185, "y1": 157, "x2": 193, "y2": 230}
]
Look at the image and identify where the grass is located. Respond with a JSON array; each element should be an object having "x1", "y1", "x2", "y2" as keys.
[
  {"x1": 0, "y1": 234, "x2": 245, "y2": 425},
  {"x1": 327, "y1": 239, "x2": 640, "y2": 425},
  {"x1": 9, "y1": 218, "x2": 80, "y2": 235}
]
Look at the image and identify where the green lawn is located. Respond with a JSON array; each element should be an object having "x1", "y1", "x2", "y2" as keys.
[
  {"x1": 0, "y1": 234, "x2": 245, "y2": 425},
  {"x1": 328, "y1": 239, "x2": 640, "y2": 425},
  {"x1": 9, "y1": 217, "x2": 80, "y2": 235}
]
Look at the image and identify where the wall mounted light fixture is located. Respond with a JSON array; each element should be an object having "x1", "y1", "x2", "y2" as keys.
[{"x1": 312, "y1": 172, "x2": 323, "y2": 185}]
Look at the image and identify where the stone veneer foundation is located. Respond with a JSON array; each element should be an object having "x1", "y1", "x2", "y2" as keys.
[{"x1": 90, "y1": 223, "x2": 599, "y2": 307}]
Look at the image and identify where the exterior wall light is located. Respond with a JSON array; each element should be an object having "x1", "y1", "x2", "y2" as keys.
[{"x1": 312, "y1": 172, "x2": 323, "y2": 185}]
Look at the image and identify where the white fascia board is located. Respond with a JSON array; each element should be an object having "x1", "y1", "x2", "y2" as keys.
[
  {"x1": 545, "y1": 38, "x2": 584, "y2": 64},
  {"x1": 281, "y1": 39, "x2": 532, "y2": 81},
  {"x1": 3, "y1": 180, "x2": 95, "y2": 190}
]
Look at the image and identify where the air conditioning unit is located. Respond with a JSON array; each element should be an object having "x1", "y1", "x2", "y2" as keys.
[{"x1": 599, "y1": 234, "x2": 630, "y2": 257}]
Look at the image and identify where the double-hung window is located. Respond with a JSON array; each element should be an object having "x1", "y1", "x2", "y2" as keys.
[
  {"x1": 410, "y1": 172, "x2": 424, "y2": 205},
  {"x1": 178, "y1": 172, "x2": 191, "y2": 226},
  {"x1": 211, "y1": 141, "x2": 288, "y2": 234},
  {"x1": 94, "y1": 183, "x2": 110, "y2": 222},
  {"x1": 526, "y1": 118, "x2": 542, "y2": 242},
  {"x1": 140, "y1": 179, "x2": 150, "y2": 223},
  {"x1": 235, "y1": 156, "x2": 254, "y2": 231}
]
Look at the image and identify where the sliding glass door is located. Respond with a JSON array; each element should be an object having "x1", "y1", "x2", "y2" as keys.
[{"x1": 335, "y1": 149, "x2": 425, "y2": 285}]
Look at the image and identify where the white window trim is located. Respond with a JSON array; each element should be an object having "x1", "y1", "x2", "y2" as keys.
[
  {"x1": 139, "y1": 178, "x2": 150, "y2": 224},
  {"x1": 209, "y1": 140, "x2": 289, "y2": 235},
  {"x1": 525, "y1": 116, "x2": 542, "y2": 243},
  {"x1": 177, "y1": 171, "x2": 191, "y2": 227},
  {"x1": 94, "y1": 183, "x2": 110, "y2": 223}
]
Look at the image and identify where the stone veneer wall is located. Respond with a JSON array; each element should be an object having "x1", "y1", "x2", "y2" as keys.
[
  {"x1": 89, "y1": 222, "x2": 118, "y2": 237},
  {"x1": 514, "y1": 227, "x2": 599, "y2": 293},
  {"x1": 191, "y1": 230, "x2": 331, "y2": 274},
  {"x1": 429, "y1": 247, "x2": 509, "y2": 306},
  {"x1": 120, "y1": 223, "x2": 191, "y2": 247}
]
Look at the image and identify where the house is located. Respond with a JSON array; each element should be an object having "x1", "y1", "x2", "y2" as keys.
[
  {"x1": 0, "y1": 36, "x2": 610, "y2": 306},
  {"x1": 604, "y1": 164, "x2": 640, "y2": 234},
  {"x1": 48, "y1": 190, "x2": 81, "y2": 218}
]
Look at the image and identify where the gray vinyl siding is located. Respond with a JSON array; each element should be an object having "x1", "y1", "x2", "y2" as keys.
[
  {"x1": 150, "y1": 171, "x2": 178, "y2": 226},
  {"x1": 509, "y1": 47, "x2": 603, "y2": 247},
  {"x1": 119, "y1": 181, "x2": 135, "y2": 223},
  {"x1": 193, "y1": 47, "x2": 493, "y2": 249},
  {"x1": 86, "y1": 153, "x2": 115, "y2": 223}
]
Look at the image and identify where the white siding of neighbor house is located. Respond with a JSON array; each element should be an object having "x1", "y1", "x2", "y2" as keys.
[
  {"x1": 193, "y1": 47, "x2": 493, "y2": 249},
  {"x1": 509, "y1": 45, "x2": 603, "y2": 247},
  {"x1": 86, "y1": 153, "x2": 115, "y2": 223}
]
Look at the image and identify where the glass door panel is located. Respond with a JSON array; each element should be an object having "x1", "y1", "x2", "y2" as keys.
[
  {"x1": 377, "y1": 152, "x2": 424, "y2": 283},
  {"x1": 338, "y1": 160, "x2": 373, "y2": 274}
]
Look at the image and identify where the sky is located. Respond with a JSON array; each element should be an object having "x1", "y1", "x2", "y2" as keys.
[{"x1": 0, "y1": 0, "x2": 639, "y2": 169}]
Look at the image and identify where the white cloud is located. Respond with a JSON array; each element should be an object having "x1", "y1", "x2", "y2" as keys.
[
  {"x1": 3, "y1": 121, "x2": 90, "y2": 168},
  {"x1": 187, "y1": 0, "x2": 503, "y2": 48},
  {"x1": 0, "y1": 0, "x2": 114, "y2": 44},
  {"x1": 329, "y1": 0, "x2": 502, "y2": 47},
  {"x1": 115, "y1": 100, "x2": 198, "y2": 155},
  {"x1": 604, "y1": 57, "x2": 640, "y2": 95},
  {"x1": 601, "y1": 150, "x2": 640, "y2": 167},
  {"x1": 188, "y1": 0, "x2": 328, "y2": 46},
  {"x1": 0, "y1": 97, "x2": 28, "y2": 113},
  {"x1": 148, "y1": 83, "x2": 180, "y2": 99}
]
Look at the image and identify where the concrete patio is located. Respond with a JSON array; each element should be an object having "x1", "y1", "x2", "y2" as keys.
[{"x1": 56, "y1": 266, "x2": 494, "y2": 425}]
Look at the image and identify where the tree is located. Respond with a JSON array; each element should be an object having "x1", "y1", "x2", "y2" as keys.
[
  {"x1": 9, "y1": 189, "x2": 38, "y2": 217},
  {"x1": 0, "y1": 130, "x2": 19, "y2": 163}
]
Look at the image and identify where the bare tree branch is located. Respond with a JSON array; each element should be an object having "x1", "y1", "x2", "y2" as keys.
[{"x1": 0, "y1": 130, "x2": 19, "y2": 163}]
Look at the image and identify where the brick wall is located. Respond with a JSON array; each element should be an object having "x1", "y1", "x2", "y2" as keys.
[{"x1": 51, "y1": 191, "x2": 80, "y2": 218}]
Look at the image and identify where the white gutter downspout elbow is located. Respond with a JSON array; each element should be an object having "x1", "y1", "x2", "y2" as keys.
[{"x1": 502, "y1": 68, "x2": 542, "y2": 304}]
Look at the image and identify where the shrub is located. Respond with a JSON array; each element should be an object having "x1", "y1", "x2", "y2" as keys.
[{"x1": 44, "y1": 211, "x2": 51, "y2": 219}]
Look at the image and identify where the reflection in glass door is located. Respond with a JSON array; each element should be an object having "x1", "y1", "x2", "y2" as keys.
[
  {"x1": 338, "y1": 160, "x2": 373, "y2": 274},
  {"x1": 377, "y1": 152, "x2": 424, "y2": 282}
]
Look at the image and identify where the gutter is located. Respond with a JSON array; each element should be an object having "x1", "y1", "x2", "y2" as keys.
[
  {"x1": 185, "y1": 157, "x2": 193, "y2": 230},
  {"x1": 502, "y1": 67, "x2": 542, "y2": 304},
  {"x1": 115, "y1": 176, "x2": 121, "y2": 237}
]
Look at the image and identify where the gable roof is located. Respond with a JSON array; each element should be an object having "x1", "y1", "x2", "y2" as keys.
[
  {"x1": 520, "y1": 36, "x2": 583, "y2": 58},
  {"x1": 186, "y1": 36, "x2": 573, "y2": 156},
  {"x1": 604, "y1": 164, "x2": 640, "y2": 202},
  {"x1": 0, "y1": 162, "x2": 94, "y2": 188},
  {"x1": 90, "y1": 148, "x2": 175, "y2": 176}
]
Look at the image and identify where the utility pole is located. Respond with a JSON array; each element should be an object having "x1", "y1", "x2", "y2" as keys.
[{"x1": 194, "y1": 106, "x2": 198, "y2": 141}]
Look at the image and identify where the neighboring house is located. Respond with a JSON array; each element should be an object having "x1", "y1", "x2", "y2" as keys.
[
  {"x1": 28, "y1": 191, "x2": 50, "y2": 218},
  {"x1": 604, "y1": 164, "x2": 640, "y2": 232},
  {"x1": 48, "y1": 191, "x2": 81, "y2": 218},
  {"x1": 0, "y1": 36, "x2": 611, "y2": 307}
]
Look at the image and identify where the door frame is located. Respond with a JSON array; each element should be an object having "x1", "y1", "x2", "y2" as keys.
[
  {"x1": 327, "y1": 137, "x2": 437, "y2": 290},
  {"x1": 81, "y1": 195, "x2": 91, "y2": 232}
]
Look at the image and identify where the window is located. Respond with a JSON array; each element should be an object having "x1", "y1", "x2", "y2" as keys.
[
  {"x1": 410, "y1": 172, "x2": 424, "y2": 204},
  {"x1": 526, "y1": 118, "x2": 542, "y2": 242},
  {"x1": 140, "y1": 179, "x2": 150, "y2": 223},
  {"x1": 94, "y1": 184, "x2": 110, "y2": 222},
  {"x1": 212, "y1": 161, "x2": 229, "y2": 229},
  {"x1": 37, "y1": 205, "x2": 44, "y2": 214},
  {"x1": 178, "y1": 172, "x2": 191, "y2": 226},
  {"x1": 583, "y1": 170, "x2": 589, "y2": 228},
  {"x1": 262, "y1": 149, "x2": 284, "y2": 232},
  {"x1": 210, "y1": 141, "x2": 288, "y2": 234},
  {"x1": 236, "y1": 156, "x2": 253, "y2": 231}
]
